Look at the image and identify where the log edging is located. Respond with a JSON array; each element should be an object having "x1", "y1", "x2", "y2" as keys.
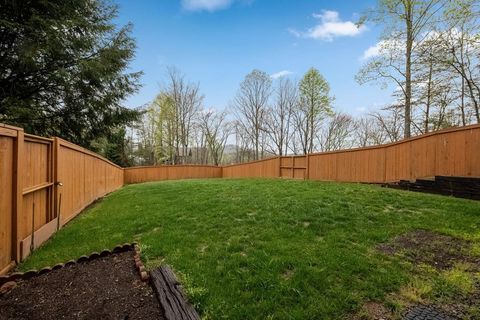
[{"x1": 0, "y1": 243, "x2": 136, "y2": 288}]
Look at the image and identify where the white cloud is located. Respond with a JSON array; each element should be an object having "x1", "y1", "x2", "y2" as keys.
[
  {"x1": 270, "y1": 70, "x2": 293, "y2": 79},
  {"x1": 182, "y1": 0, "x2": 233, "y2": 12},
  {"x1": 360, "y1": 39, "x2": 405, "y2": 61},
  {"x1": 287, "y1": 28, "x2": 301, "y2": 38},
  {"x1": 355, "y1": 106, "x2": 367, "y2": 113},
  {"x1": 291, "y1": 10, "x2": 367, "y2": 41},
  {"x1": 360, "y1": 42, "x2": 382, "y2": 60}
]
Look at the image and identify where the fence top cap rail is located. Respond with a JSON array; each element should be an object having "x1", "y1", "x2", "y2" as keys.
[
  {"x1": 222, "y1": 156, "x2": 278, "y2": 168},
  {"x1": 306, "y1": 123, "x2": 480, "y2": 157},
  {"x1": 56, "y1": 137, "x2": 123, "y2": 169},
  {"x1": 24, "y1": 133, "x2": 54, "y2": 143},
  {"x1": 125, "y1": 164, "x2": 221, "y2": 170},
  {"x1": 221, "y1": 123, "x2": 480, "y2": 168},
  {"x1": 0, "y1": 123, "x2": 24, "y2": 131}
]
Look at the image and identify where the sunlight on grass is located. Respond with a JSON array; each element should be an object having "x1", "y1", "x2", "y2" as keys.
[
  {"x1": 19, "y1": 179, "x2": 480, "y2": 319},
  {"x1": 442, "y1": 264, "x2": 475, "y2": 294}
]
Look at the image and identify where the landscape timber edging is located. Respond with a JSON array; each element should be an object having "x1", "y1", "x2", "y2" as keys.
[
  {"x1": 150, "y1": 265, "x2": 201, "y2": 320},
  {"x1": 0, "y1": 242, "x2": 148, "y2": 288}
]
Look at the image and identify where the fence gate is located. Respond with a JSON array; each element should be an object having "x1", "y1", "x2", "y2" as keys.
[
  {"x1": 280, "y1": 156, "x2": 307, "y2": 179},
  {"x1": 19, "y1": 134, "x2": 56, "y2": 260}
]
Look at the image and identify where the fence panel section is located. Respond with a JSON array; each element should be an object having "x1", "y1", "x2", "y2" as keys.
[
  {"x1": 222, "y1": 157, "x2": 280, "y2": 178},
  {"x1": 124, "y1": 165, "x2": 222, "y2": 184},
  {"x1": 56, "y1": 139, "x2": 124, "y2": 226}
]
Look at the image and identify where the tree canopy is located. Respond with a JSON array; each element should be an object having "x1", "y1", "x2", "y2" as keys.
[{"x1": 0, "y1": 0, "x2": 142, "y2": 149}]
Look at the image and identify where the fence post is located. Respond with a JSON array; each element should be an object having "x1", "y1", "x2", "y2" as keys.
[
  {"x1": 383, "y1": 147, "x2": 387, "y2": 183},
  {"x1": 12, "y1": 129, "x2": 24, "y2": 263},
  {"x1": 278, "y1": 156, "x2": 281, "y2": 178},
  {"x1": 53, "y1": 138, "x2": 60, "y2": 222},
  {"x1": 291, "y1": 156, "x2": 294, "y2": 179},
  {"x1": 306, "y1": 153, "x2": 310, "y2": 180}
]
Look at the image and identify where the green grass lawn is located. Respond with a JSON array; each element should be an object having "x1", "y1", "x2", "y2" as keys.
[{"x1": 20, "y1": 179, "x2": 480, "y2": 319}]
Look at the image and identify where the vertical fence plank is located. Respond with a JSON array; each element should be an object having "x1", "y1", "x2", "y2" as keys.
[{"x1": 13, "y1": 129, "x2": 24, "y2": 262}]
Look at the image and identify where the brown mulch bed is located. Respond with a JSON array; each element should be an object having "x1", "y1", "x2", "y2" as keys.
[
  {"x1": 0, "y1": 251, "x2": 165, "y2": 320},
  {"x1": 377, "y1": 229, "x2": 478, "y2": 270}
]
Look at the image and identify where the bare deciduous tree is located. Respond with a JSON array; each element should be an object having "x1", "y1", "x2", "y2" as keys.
[
  {"x1": 264, "y1": 78, "x2": 297, "y2": 155},
  {"x1": 233, "y1": 70, "x2": 272, "y2": 160},
  {"x1": 166, "y1": 66, "x2": 204, "y2": 164},
  {"x1": 371, "y1": 104, "x2": 404, "y2": 143},
  {"x1": 357, "y1": 0, "x2": 450, "y2": 138},
  {"x1": 318, "y1": 113, "x2": 355, "y2": 152},
  {"x1": 431, "y1": 2, "x2": 480, "y2": 124},
  {"x1": 199, "y1": 109, "x2": 232, "y2": 165}
]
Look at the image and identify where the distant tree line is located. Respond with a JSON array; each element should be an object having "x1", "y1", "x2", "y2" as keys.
[
  {"x1": 126, "y1": 0, "x2": 480, "y2": 166},
  {"x1": 1, "y1": 0, "x2": 478, "y2": 167},
  {"x1": 357, "y1": 0, "x2": 480, "y2": 137}
]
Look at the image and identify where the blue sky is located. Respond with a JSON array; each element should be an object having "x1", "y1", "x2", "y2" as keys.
[{"x1": 115, "y1": 0, "x2": 393, "y2": 115}]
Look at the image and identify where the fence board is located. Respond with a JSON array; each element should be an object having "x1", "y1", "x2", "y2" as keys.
[{"x1": 0, "y1": 134, "x2": 14, "y2": 272}]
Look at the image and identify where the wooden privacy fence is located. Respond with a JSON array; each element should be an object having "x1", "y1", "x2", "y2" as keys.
[
  {"x1": 1, "y1": 123, "x2": 480, "y2": 275},
  {"x1": 0, "y1": 124, "x2": 123, "y2": 275},
  {"x1": 124, "y1": 165, "x2": 222, "y2": 184},
  {"x1": 222, "y1": 124, "x2": 480, "y2": 182}
]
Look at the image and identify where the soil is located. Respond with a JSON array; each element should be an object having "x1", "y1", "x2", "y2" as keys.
[
  {"x1": 0, "y1": 251, "x2": 165, "y2": 320},
  {"x1": 438, "y1": 279, "x2": 480, "y2": 320},
  {"x1": 376, "y1": 230, "x2": 480, "y2": 319},
  {"x1": 351, "y1": 301, "x2": 394, "y2": 320},
  {"x1": 377, "y1": 230, "x2": 477, "y2": 270}
]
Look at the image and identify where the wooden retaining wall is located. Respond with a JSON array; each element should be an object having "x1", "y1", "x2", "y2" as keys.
[{"x1": 1, "y1": 123, "x2": 480, "y2": 275}]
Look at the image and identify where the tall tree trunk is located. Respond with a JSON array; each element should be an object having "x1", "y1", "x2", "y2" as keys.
[
  {"x1": 308, "y1": 96, "x2": 314, "y2": 153},
  {"x1": 255, "y1": 121, "x2": 259, "y2": 160},
  {"x1": 460, "y1": 77, "x2": 466, "y2": 126},
  {"x1": 425, "y1": 57, "x2": 433, "y2": 133},
  {"x1": 404, "y1": 0, "x2": 413, "y2": 138},
  {"x1": 465, "y1": 79, "x2": 480, "y2": 123}
]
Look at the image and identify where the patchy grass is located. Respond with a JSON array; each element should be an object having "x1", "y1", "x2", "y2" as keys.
[{"x1": 19, "y1": 179, "x2": 480, "y2": 319}]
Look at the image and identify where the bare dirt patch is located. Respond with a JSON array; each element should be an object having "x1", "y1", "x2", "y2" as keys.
[
  {"x1": 377, "y1": 230, "x2": 480, "y2": 319},
  {"x1": 0, "y1": 251, "x2": 164, "y2": 320},
  {"x1": 377, "y1": 230, "x2": 477, "y2": 270},
  {"x1": 351, "y1": 301, "x2": 394, "y2": 320},
  {"x1": 281, "y1": 268, "x2": 295, "y2": 280}
]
